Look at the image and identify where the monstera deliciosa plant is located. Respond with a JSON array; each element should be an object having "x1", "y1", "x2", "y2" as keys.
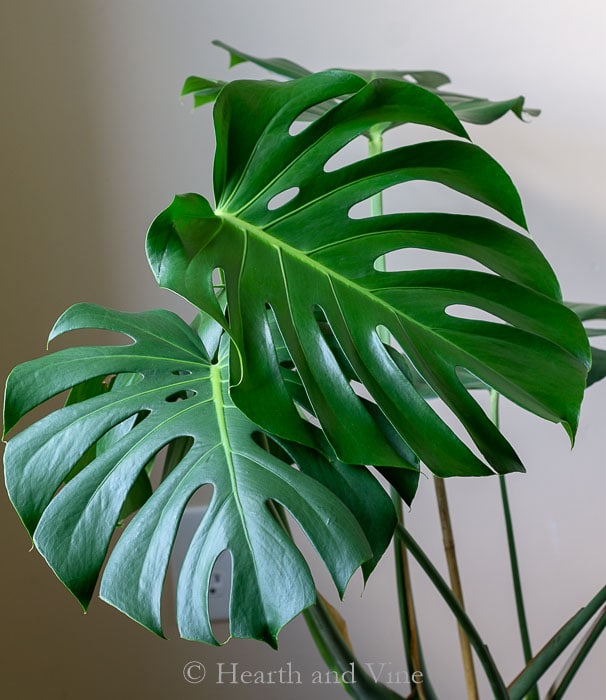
[{"x1": 4, "y1": 42, "x2": 606, "y2": 700}]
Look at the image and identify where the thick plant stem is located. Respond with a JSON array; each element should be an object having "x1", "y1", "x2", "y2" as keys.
[
  {"x1": 396, "y1": 524, "x2": 509, "y2": 700},
  {"x1": 434, "y1": 478, "x2": 479, "y2": 700},
  {"x1": 490, "y1": 391, "x2": 538, "y2": 700}
]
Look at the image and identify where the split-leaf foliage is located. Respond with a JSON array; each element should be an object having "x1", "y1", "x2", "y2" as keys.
[{"x1": 3, "y1": 43, "x2": 604, "y2": 693}]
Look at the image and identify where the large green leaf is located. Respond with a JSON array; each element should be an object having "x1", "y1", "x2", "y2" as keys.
[
  {"x1": 3, "y1": 304, "x2": 395, "y2": 646},
  {"x1": 148, "y1": 71, "x2": 589, "y2": 478},
  {"x1": 181, "y1": 40, "x2": 540, "y2": 124}
]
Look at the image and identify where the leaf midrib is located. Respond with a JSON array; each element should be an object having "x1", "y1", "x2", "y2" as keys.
[
  {"x1": 217, "y1": 210, "x2": 487, "y2": 342},
  {"x1": 217, "y1": 210, "x2": 400, "y2": 317},
  {"x1": 209, "y1": 361, "x2": 260, "y2": 583},
  {"x1": 216, "y1": 211, "x2": 577, "y2": 416}
]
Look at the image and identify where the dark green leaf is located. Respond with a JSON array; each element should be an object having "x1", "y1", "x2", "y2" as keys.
[
  {"x1": 148, "y1": 72, "x2": 589, "y2": 478},
  {"x1": 4, "y1": 304, "x2": 376, "y2": 646},
  {"x1": 202, "y1": 40, "x2": 538, "y2": 125}
]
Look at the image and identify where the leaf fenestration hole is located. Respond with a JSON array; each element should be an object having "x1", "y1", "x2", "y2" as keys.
[
  {"x1": 287, "y1": 95, "x2": 352, "y2": 136},
  {"x1": 267, "y1": 187, "x2": 300, "y2": 211},
  {"x1": 113, "y1": 371, "x2": 145, "y2": 387},
  {"x1": 445, "y1": 304, "x2": 507, "y2": 325},
  {"x1": 209, "y1": 550, "x2": 232, "y2": 600},
  {"x1": 212, "y1": 266, "x2": 225, "y2": 296},
  {"x1": 323, "y1": 135, "x2": 368, "y2": 173},
  {"x1": 348, "y1": 378, "x2": 373, "y2": 401},
  {"x1": 184, "y1": 483, "x2": 214, "y2": 512},
  {"x1": 351, "y1": 179, "x2": 515, "y2": 223},
  {"x1": 376, "y1": 248, "x2": 490, "y2": 274},
  {"x1": 348, "y1": 194, "x2": 383, "y2": 220},
  {"x1": 165, "y1": 389, "x2": 197, "y2": 403},
  {"x1": 288, "y1": 121, "x2": 308, "y2": 136}
]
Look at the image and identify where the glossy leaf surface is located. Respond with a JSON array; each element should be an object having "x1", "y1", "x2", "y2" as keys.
[
  {"x1": 4, "y1": 304, "x2": 391, "y2": 646},
  {"x1": 149, "y1": 71, "x2": 590, "y2": 477}
]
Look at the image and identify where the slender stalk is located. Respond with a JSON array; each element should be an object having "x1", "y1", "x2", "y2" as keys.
[
  {"x1": 498, "y1": 473, "x2": 535, "y2": 666},
  {"x1": 391, "y1": 492, "x2": 439, "y2": 700},
  {"x1": 368, "y1": 127, "x2": 389, "y2": 339},
  {"x1": 393, "y1": 494, "x2": 420, "y2": 680},
  {"x1": 490, "y1": 391, "x2": 538, "y2": 700},
  {"x1": 395, "y1": 523, "x2": 509, "y2": 700},
  {"x1": 369, "y1": 127, "x2": 438, "y2": 699},
  {"x1": 433, "y1": 478, "x2": 479, "y2": 699},
  {"x1": 269, "y1": 497, "x2": 406, "y2": 699},
  {"x1": 508, "y1": 586, "x2": 606, "y2": 700},
  {"x1": 304, "y1": 599, "x2": 407, "y2": 700},
  {"x1": 545, "y1": 605, "x2": 606, "y2": 700},
  {"x1": 369, "y1": 127, "x2": 385, "y2": 229}
]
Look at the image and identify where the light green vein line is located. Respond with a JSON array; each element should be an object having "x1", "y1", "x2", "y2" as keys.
[
  {"x1": 210, "y1": 363, "x2": 259, "y2": 580},
  {"x1": 62, "y1": 397, "x2": 219, "y2": 539}
]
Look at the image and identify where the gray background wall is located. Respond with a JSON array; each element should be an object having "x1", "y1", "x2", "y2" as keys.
[{"x1": 1, "y1": 1, "x2": 605, "y2": 698}]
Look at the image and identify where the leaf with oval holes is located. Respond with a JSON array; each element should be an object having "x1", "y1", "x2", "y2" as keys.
[
  {"x1": 148, "y1": 71, "x2": 590, "y2": 477},
  {"x1": 3, "y1": 303, "x2": 389, "y2": 646}
]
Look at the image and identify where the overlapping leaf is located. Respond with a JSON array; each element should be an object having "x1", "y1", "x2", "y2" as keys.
[
  {"x1": 3, "y1": 304, "x2": 395, "y2": 645},
  {"x1": 182, "y1": 39, "x2": 540, "y2": 124},
  {"x1": 148, "y1": 70, "x2": 589, "y2": 477},
  {"x1": 568, "y1": 302, "x2": 606, "y2": 387}
]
